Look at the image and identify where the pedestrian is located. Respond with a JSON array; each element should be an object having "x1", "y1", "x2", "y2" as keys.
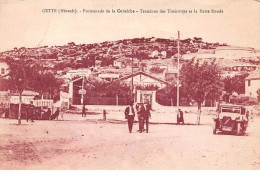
[
  {"x1": 143, "y1": 103, "x2": 151, "y2": 133},
  {"x1": 60, "y1": 105, "x2": 66, "y2": 121},
  {"x1": 82, "y1": 105, "x2": 86, "y2": 117},
  {"x1": 43, "y1": 108, "x2": 51, "y2": 120},
  {"x1": 125, "y1": 102, "x2": 135, "y2": 133},
  {"x1": 103, "y1": 109, "x2": 107, "y2": 120},
  {"x1": 177, "y1": 109, "x2": 184, "y2": 125},
  {"x1": 26, "y1": 102, "x2": 35, "y2": 122},
  {"x1": 250, "y1": 109, "x2": 254, "y2": 122},
  {"x1": 50, "y1": 108, "x2": 60, "y2": 120},
  {"x1": 4, "y1": 107, "x2": 9, "y2": 118},
  {"x1": 136, "y1": 103, "x2": 145, "y2": 133}
]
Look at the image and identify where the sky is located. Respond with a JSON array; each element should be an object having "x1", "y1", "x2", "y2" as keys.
[{"x1": 0, "y1": 0, "x2": 260, "y2": 52}]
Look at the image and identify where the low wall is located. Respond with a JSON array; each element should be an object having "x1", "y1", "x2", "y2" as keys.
[{"x1": 71, "y1": 104, "x2": 217, "y2": 114}]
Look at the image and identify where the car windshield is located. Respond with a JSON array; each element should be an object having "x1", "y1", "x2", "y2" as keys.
[{"x1": 221, "y1": 106, "x2": 241, "y2": 114}]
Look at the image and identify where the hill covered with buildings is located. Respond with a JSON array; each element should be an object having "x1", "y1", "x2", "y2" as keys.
[{"x1": 1, "y1": 37, "x2": 260, "y2": 80}]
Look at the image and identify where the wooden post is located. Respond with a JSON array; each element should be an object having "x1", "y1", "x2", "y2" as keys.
[
  {"x1": 18, "y1": 90, "x2": 22, "y2": 125},
  {"x1": 177, "y1": 31, "x2": 180, "y2": 110},
  {"x1": 131, "y1": 50, "x2": 134, "y2": 102},
  {"x1": 116, "y1": 93, "x2": 118, "y2": 106}
]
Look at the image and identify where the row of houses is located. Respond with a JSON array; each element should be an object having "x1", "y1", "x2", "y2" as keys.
[{"x1": 1, "y1": 56, "x2": 260, "y2": 109}]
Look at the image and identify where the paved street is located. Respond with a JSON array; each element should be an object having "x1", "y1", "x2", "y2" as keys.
[{"x1": 0, "y1": 115, "x2": 259, "y2": 169}]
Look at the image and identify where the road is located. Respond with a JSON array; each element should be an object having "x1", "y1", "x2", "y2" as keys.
[{"x1": 0, "y1": 116, "x2": 259, "y2": 169}]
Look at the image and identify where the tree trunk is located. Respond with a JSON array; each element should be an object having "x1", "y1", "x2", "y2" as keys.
[
  {"x1": 18, "y1": 90, "x2": 22, "y2": 125},
  {"x1": 196, "y1": 102, "x2": 202, "y2": 125},
  {"x1": 116, "y1": 93, "x2": 118, "y2": 106}
]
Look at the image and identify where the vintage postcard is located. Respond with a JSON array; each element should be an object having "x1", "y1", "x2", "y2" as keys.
[{"x1": 0, "y1": 0, "x2": 260, "y2": 170}]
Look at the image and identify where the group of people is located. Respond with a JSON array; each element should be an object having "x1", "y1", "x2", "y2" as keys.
[
  {"x1": 125, "y1": 102, "x2": 151, "y2": 133},
  {"x1": 26, "y1": 104, "x2": 61, "y2": 122}
]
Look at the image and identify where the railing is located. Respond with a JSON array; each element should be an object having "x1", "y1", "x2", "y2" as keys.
[{"x1": 33, "y1": 99, "x2": 53, "y2": 108}]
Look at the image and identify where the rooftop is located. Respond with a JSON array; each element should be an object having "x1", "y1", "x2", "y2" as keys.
[{"x1": 245, "y1": 73, "x2": 260, "y2": 80}]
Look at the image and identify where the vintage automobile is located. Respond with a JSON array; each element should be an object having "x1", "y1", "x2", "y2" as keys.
[{"x1": 213, "y1": 104, "x2": 249, "y2": 135}]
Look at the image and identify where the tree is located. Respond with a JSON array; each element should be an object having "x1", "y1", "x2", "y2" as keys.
[
  {"x1": 156, "y1": 85, "x2": 176, "y2": 106},
  {"x1": 31, "y1": 66, "x2": 63, "y2": 99},
  {"x1": 5, "y1": 57, "x2": 62, "y2": 124},
  {"x1": 180, "y1": 61, "x2": 224, "y2": 125},
  {"x1": 223, "y1": 73, "x2": 248, "y2": 95},
  {"x1": 6, "y1": 57, "x2": 36, "y2": 125}
]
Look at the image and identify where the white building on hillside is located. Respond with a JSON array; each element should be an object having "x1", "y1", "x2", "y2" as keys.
[
  {"x1": 98, "y1": 73, "x2": 120, "y2": 82},
  {"x1": 150, "y1": 50, "x2": 159, "y2": 58},
  {"x1": 245, "y1": 73, "x2": 260, "y2": 98},
  {"x1": 0, "y1": 61, "x2": 9, "y2": 77},
  {"x1": 66, "y1": 69, "x2": 91, "y2": 79},
  {"x1": 215, "y1": 46, "x2": 260, "y2": 59}
]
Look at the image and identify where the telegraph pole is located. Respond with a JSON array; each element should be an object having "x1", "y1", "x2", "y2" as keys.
[
  {"x1": 81, "y1": 76, "x2": 85, "y2": 105},
  {"x1": 177, "y1": 31, "x2": 180, "y2": 110},
  {"x1": 131, "y1": 50, "x2": 134, "y2": 102}
]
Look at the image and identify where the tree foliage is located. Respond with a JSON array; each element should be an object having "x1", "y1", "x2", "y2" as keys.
[
  {"x1": 31, "y1": 66, "x2": 63, "y2": 99},
  {"x1": 180, "y1": 61, "x2": 224, "y2": 124},
  {"x1": 83, "y1": 78, "x2": 130, "y2": 98},
  {"x1": 6, "y1": 57, "x2": 35, "y2": 92},
  {"x1": 223, "y1": 73, "x2": 248, "y2": 95},
  {"x1": 5, "y1": 57, "x2": 63, "y2": 124}
]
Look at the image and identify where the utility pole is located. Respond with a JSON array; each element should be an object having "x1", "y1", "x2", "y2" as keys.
[
  {"x1": 81, "y1": 76, "x2": 84, "y2": 105},
  {"x1": 177, "y1": 31, "x2": 180, "y2": 110},
  {"x1": 131, "y1": 50, "x2": 134, "y2": 102}
]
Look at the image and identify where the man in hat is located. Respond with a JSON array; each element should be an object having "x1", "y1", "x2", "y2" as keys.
[
  {"x1": 143, "y1": 102, "x2": 151, "y2": 133},
  {"x1": 125, "y1": 102, "x2": 135, "y2": 133},
  {"x1": 177, "y1": 109, "x2": 184, "y2": 125}
]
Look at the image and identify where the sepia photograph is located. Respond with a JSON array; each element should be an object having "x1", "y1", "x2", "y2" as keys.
[{"x1": 0, "y1": 0, "x2": 260, "y2": 175}]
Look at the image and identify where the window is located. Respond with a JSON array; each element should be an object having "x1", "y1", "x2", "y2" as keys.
[
  {"x1": 248, "y1": 80, "x2": 251, "y2": 86},
  {"x1": 1, "y1": 68, "x2": 4, "y2": 74}
]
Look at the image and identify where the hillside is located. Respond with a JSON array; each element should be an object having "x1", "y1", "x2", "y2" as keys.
[{"x1": 1, "y1": 37, "x2": 260, "y2": 76}]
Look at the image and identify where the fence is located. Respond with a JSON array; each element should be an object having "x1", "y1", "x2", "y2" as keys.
[{"x1": 33, "y1": 99, "x2": 54, "y2": 109}]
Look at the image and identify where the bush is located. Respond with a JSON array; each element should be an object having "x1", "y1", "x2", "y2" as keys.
[
  {"x1": 149, "y1": 67, "x2": 164, "y2": 74},
  {"x1": 230, "y1": 95, "x2": 258, "y2": 106}
]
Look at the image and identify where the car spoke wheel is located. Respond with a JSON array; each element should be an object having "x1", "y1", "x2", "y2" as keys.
[
  {"x1": 236, "y1": 123, "x2": 241, "y2": 135},
  {"x1": 213, "y1": 128, "x2": 217, "y2": 134},
  {"x1": 213, "y1": 122, "x2": 217, "y2": 134}
]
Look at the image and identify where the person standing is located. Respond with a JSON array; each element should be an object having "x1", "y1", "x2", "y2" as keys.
[
  {"x1": 250, "y1": 109, "x2": 254, "y2": 123},
  {"x1": 103, "y1": 109, "x2": 107, "y2": 120},
  {"x1": 50, "y1": 108, "x2": 60, "y2": 120},
  {"x1": 44, "y1": 108, "x2": 51, "y2": 120},
  {"x1": 60, "y1": 104, "x2": 66, "y2": 121},
  {"x1": 125, "y1": 103, "x2": 135, "y2": 133},
  {"x1": 136, "y1": 103, "x2": 145, "y2": 133},
  {"x1": 26, "y1": 102, "x2": 35, "y2": 122},
  {"x1": 177, "y1": 109, "x2": 184, "y2": 125},
  {"x1": 143, "y1": 103, "x2": 151, "y2": 133},
  {"x1": 82, "y1": 105, "x2": 86, "y2": 117}
]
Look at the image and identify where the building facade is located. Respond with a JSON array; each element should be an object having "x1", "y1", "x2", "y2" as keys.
[
  {"x1": 0, "y1": 61, "x2": 9, "y2": 77},
  {"x1": 245, "y1": 73, "x2": 260, "y2": 98}
]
